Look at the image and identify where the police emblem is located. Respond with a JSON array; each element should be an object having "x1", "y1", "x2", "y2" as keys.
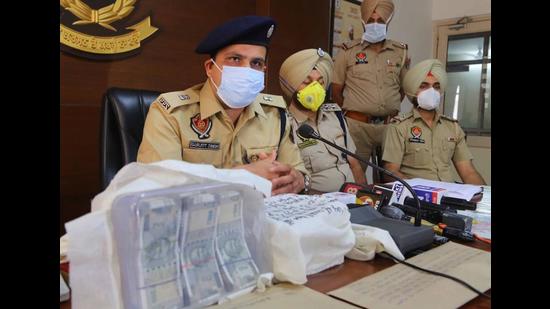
[
  {"x1": 317, "y1": 48, "x2": 325, "y2": 57},
  {"x1": 409, "y1": 126, "x2": 425, "y2": 143},
  {"x1": 411, "y1": 126, "x2": 422, "y2": 138},
  {"x1": 355, "y1": 52, "x2": 368, "y2": 64},
  {"x1": 60, "y1": 0, "x2": 159, "y2": 59},
  {"x1": 267, "y1": 24, "x2": 275, "y2": 38},
  {"x1": 190, "y1": 113, "x2": 212, "y2": 139}
]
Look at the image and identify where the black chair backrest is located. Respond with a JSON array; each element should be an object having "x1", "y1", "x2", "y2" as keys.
[
  {"x1": 100, "y1": 87, "x2": 161, "y2": 190},
  {"x1": 371, "y1": 145, "x2": 384, "y2": 184}
]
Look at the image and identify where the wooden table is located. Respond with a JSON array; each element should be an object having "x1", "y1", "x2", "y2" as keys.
[
  {"x1": 60, "y1": 240, "x2": 490, "y2": 309},
  {"x1": 305, "y1": 240, "x2": 491, "y2": 308}
]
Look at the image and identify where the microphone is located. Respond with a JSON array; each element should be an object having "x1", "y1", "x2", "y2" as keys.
[{"x1": 298, "y1": 123, "x2": 423, "y2": 226}]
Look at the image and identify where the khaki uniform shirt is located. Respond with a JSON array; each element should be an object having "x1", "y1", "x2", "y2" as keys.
[
  {"x1": 137, "y1": 81, "x2": 307, "y2": 176},
  {"x1": 288, "y1": 103, "x2": 357, "y2": 192},
  {"x1": 333, "y1": 39, "x2": 409, "y2": 117},
  {"x1": 382, "y1": 108, "x2": 473, "y2": 182}
]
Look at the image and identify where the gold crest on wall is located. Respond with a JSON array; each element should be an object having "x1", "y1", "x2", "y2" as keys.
[{"x1": 60, "y1": 0, "x2": 159, "y2": 60}]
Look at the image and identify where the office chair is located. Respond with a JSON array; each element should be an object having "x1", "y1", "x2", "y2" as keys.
[
  {"x1": 100, "y1": 87, "x2": 161, "y2": 190},
  {"x1": 371, "y1": 145, "x2": 384, "y2": 184}
]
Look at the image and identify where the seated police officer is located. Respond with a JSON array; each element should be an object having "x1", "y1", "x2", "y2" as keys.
[
  {"x1": 279, "y1": 48, "x2": 366, "y2": 193},
  {"x1": 382, "y1": 59, "x2": 486, "y2": 185},
  {"x1": 137, "y1": 16, "x2": 309, "y2": 195}
]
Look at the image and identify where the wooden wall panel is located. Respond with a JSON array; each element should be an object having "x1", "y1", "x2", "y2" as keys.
[
  {"x1": 60, "y1": 0, "x2": 332, "y2": 235},
  {"x1": 264, "y1": 0, "x2": 332, "y2": 95}
]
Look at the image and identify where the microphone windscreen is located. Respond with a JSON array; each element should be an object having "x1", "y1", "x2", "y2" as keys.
[
  {"x1": 339, "y1": 182, "x2": 364, "y2": 195},
  {"x1": 297, "y1": 124, "x2": 316, "y2": 138}
]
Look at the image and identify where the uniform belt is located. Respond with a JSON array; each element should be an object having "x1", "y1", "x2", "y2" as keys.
[{"x1": 344, "y1": 110, "x2": 397, "y2": 124}]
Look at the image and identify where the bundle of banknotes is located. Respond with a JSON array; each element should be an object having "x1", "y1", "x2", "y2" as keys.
[{"x1": 132, "y1": 190, "x2": 259, "y2": 309}]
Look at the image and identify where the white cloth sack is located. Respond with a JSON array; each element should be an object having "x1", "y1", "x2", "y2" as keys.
[
  {"x1": 345, "y1": 223, "x2": 405, "y2": 261},
  {"x1": 264, "y1": 194, "x2": 355, "y2": 284},
  {"x1": 64, "y1": 160, "x2": 272, "y2": 309}
]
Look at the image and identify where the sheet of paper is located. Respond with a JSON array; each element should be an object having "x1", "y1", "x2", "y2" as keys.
[
  {"x1": 211, "y1": 283, "x2": 356, "y2": 309},
  {"x1": 209, "y1": 283, "x2": 356, "y2": 309},
  {"x1": 458, "y1": 185, "x2": 491, "y2": 239},
  {"x1": 329, "y1": 242, "x2": 491, "y2": 309},
  {"x1": 388, "y1": 178, "x2": 483, "y2": 201}
]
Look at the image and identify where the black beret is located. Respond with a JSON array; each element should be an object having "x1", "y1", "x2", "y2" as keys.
[{"x1": 195, "y1": 15, "x2": 276, "y2": 55}]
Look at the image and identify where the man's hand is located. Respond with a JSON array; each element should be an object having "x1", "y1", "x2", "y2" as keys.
[
  {"x1": 235, "y1": 150, "x2": 305, "y2": 195},
  {"x1": 269, "y1": 162, "x2": 305, "y2": 195},
  {"x1": 235, "y1": 150, "x2": 279, "y2": 180}
]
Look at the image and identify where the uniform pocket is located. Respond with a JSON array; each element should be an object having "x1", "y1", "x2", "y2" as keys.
[
  {"x1": 404, "y1": 144, "x2": 431, "y2": 167},
  {"x1": 439, "y1": 139, "x2": 457, "y2": 162},
  {"x1": 351, "y1": 62, "x2": 376, "y2": 82},
  {"x1": 384, "y1": 65, "x2": 400, "y2": 86},
  {"x1": 243, "y1": 145, "x2": 278, "y2": 163},
  {"x1": 182, "y1": 146, "x2": 223, "y2": 166}
]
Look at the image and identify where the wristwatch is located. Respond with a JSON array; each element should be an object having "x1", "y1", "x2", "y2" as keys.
[{"x1": 302, "y1": 173, "x2": 311, "y2": 194}]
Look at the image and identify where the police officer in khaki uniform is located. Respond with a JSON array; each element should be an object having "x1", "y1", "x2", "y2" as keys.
[
  {"x1": 332, "y1": 0, "x2": 410, "y2": 173},
  {"x1": 382, "y1": 59, "x2": 486, "y2": 185},
  {"x1": 137, "y1": 16, "x2": 309, "y2": 195},
  {"x1": 279, "y1": 48, "x2": 366, "y2": 193}
]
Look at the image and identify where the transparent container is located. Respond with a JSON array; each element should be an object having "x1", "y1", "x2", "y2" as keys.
[{"x1": 111, "y1": 182, "x2": 271, "y2": 309}]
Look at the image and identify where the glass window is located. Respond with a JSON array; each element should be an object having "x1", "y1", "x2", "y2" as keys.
[
  {"x1": 447, "y1": 37, "x2": 485, "y2": 62},
  {"x1": 443, "y1": 64, "x2": 482, "y2": 129},
  {"x1": 444, "y1": 33, "x2": 491, "y2": 135}
]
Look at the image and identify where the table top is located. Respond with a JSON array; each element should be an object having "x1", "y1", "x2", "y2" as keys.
[
  {"x1": 60, "y1": 240, "x2": 490, "y2": 309},
  {"x1": 305, "y1": 239, "x2": 491, "y2": 308}
]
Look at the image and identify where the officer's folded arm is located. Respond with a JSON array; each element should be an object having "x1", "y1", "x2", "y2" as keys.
[{"x1": 234, "y1": 159, "x2": 305, "y2": 195}]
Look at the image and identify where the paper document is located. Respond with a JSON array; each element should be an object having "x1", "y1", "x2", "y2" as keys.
[
  {"x1": 458, "y1": 186, "x2": 491, "y2": 239},
  {"x1": 211, "y1": 283, "x2": 356, "y2": 309},
  {"x1": 329, "y1": 242, "x2": 491, "y2": 309},
  {"x1": 390, "y1": 178, "x2": 483, "y2": 202}
]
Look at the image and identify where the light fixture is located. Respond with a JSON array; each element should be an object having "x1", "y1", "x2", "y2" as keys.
[{"x1": 448, "y1": 16, "x2": 472, "y2": 30}]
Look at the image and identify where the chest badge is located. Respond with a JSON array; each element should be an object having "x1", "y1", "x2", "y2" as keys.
[
  {"x1": 190, "y1": 113, "x2": 212, "y2": 139},
  {"x1": 355, "y1": 52, "x2": 368, "y2": 64},
  {"x1": 409, "y1": 126, "x2": 425, "y2": 143},
  {"x1": 297, "y1": 131, "x2": 318, "y2": 149},
  {"x1": 411, "y1": 126, "x2": 422, "y2": 138}
]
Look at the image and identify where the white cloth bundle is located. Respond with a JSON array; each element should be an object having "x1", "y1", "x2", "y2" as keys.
[
  {"x1": 264, "y1": 194, "x2": 356, "y2": 284},
  {"x1": 64, "y1": 160, "x2": 272, "y2": 309}
]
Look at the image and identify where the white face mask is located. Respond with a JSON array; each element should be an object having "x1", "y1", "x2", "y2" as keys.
[
  {"x1": 209, "y1": 59, "x2": 265, "y2": 109},
  {"x1": 417, "y1": 87, "x2": 441, "y2": 110},
  {"x1": 362, "y1": 22, "x2": 387, "y2": 43}
]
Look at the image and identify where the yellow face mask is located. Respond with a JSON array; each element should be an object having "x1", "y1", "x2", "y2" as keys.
[{"x1": 296, "y1": 81, "x2": 326, "y2": 112}]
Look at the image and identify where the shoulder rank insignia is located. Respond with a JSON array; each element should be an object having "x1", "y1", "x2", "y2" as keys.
[
  {"x1": 178, "y1": 94, "x2": 190, "y2": 101},
  {"x1": 158, "y1": 96, "x2": 171, "y2": 110},
  {"x1": 190, "y1": 113, "x2": 212, "y2": 139},
  {"x1": 404, "y1": 57, "x2": 411, "y2": 69},
  {"x1": 390, "y1": 113, "x2": 412, "y2": 124},
  {"x1": 321, "y1": 103, "x2": 341, "y2": 112},
  {"x1": 441, "y1": 114, "x2": 458, "y2": 122},
  {"x1": 342, "y1": 39, "x2": 361, "y2": 50}
]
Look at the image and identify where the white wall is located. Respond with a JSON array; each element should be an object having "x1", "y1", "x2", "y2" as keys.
[
  {"x1": 390, "y1": 0, "x2": 434, "y2": 114},
  {"x1": 432, "y1": 0, "x2": 491, "y2": 21}
]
